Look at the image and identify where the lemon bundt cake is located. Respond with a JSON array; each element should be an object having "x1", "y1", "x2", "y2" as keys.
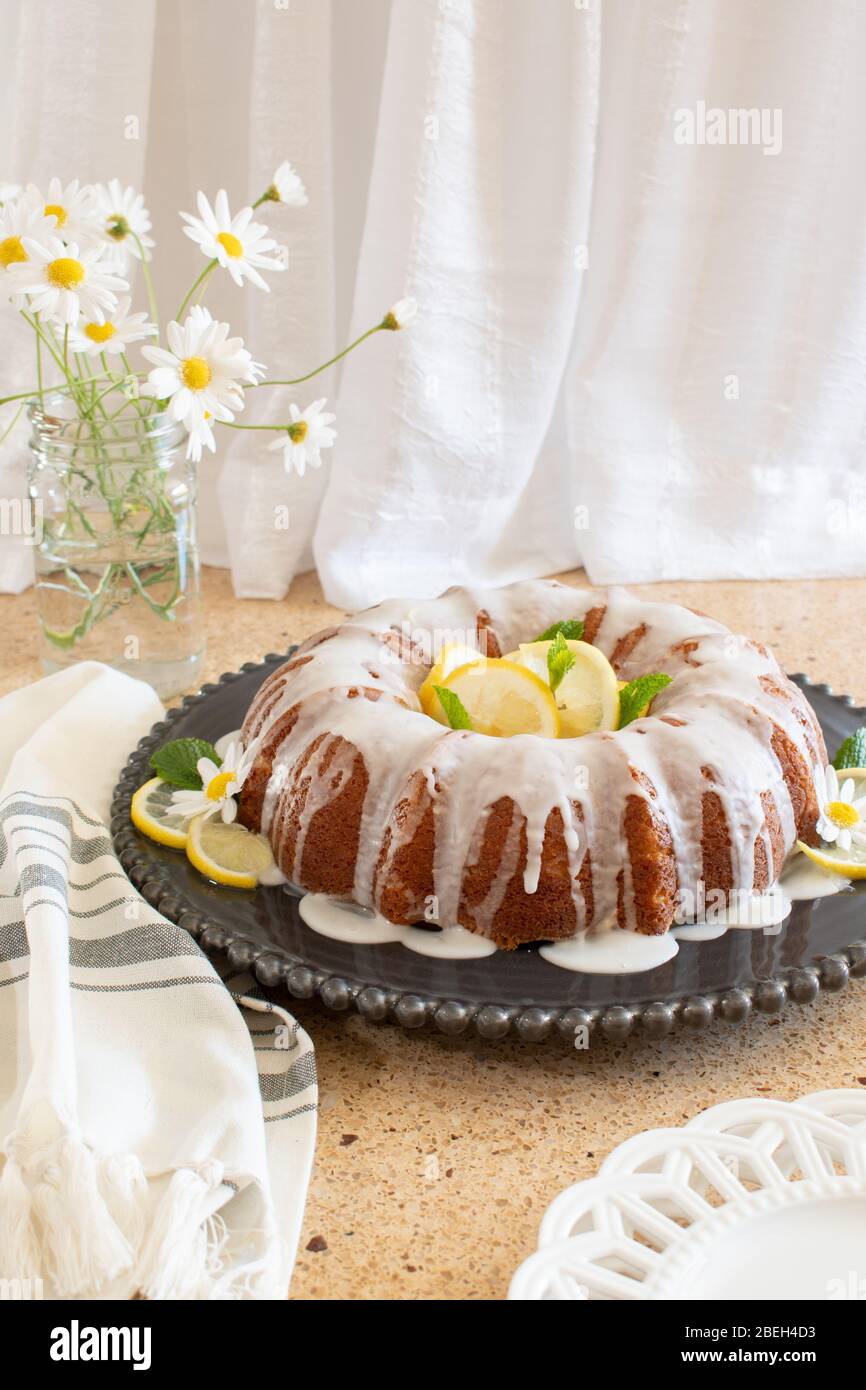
[{"x1": 237, "y1": 581, "x2": 824, "y2": 948}]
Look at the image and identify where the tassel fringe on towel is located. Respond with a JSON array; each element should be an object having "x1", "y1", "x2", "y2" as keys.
[{"x1": 0, "y1": 1130, "x2": 281, "y2": 1299}]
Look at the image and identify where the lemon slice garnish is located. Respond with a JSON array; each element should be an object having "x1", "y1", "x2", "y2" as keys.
[
  {"x1": 186, "y1": 814, "x2": 276, "y2": 889},
  {"x1": 419, "y1": 643, "x2": 484, "y2": 716},
  {"x1": 514, "y1": 639, "x2": 619, "y2": 737},
  {"x1": 130, "y1": 776, "x2": 190, "y2": 850},
  {"x1": 434, "y1": 657, "x2": 560, "y2": 737},
  {"x1": 796, "y1": 840, "x2": 866, "y2": 880}
]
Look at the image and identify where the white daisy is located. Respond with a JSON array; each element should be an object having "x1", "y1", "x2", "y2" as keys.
[
  {"x1": 267, "y1": 397, "x2": 337, "y2": 478},
  {"x1": 383, "y1": 296, "x2": 418, "y2": 330},
  {"x1": 180, "y1": 190, "x2": 285, "y2": 291},
  {"x1": 0, "y1": 182, "x2": 21, "y2": 205},
  {"x1": 813, "y1": 764, "x2": 866, "y2": 852},
  {"x1": 7, "y1": 234, "x2": 127, "y2": 326},
  {"x1": 92, "y1": 180, "x2": 155, "y2": 264},
  {"x1": 24, "y1": 178, "x2": 100, "y2": 246},
  {"x1": 265, "y1": 160, "x2": 308, "y2": 207},
  {"x1": 67, "y1": 295, "x2": 156, "y2": 357},
  {"x1": 0, "y1": 194, "x2": 52, "y2": 283},
  {"x1": 141, "y1": 306, "x2": 264, "y2": 460},
  {"x1": 170, "y1": 742, "x2": 255, "y2": 824}
]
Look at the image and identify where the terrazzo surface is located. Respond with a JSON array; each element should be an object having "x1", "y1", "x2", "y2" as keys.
[{"x1": 2, "y1": 564, "x2": 865, "y2": 1301}]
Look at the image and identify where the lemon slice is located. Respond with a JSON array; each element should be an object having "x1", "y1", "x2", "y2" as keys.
[
  {"x1": 130, "y1": 777, "x2": 190, "y2": 850},
  {"x1": 435, "y1": 657, "x2": 559, "y2": 737},
  {"x1": 419, "y1": 643, "x2": 484, "y2": 716},
  {"x1": 515, "y1": 639, "x2": 619, "y2": 738},
  {"x1": 186, "y1": 814, "x2": 276, "y2": 889},
  {"x1": 796, "y1": 840, "x2": 866, "y2": 880}
]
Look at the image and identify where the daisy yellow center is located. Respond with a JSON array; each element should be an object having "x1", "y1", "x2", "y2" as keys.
[
  {"x1": 181, "y1": 356, "x2": 212, "y2": 391},
  {"x1": 46, "y1": 257, "x2": 85, "y2": 290},
  {"x1": 107, "y1": 215, "x2": 130, "y2": 241},
  {"x1": 0, "y1": 235, "x2": 26, "y2": 268},
  {"x1": 206, "y1": 770, "x2": 235, "y2": 801},
  {"x1": 216, "y1": 231, "x2": 244, "y2": 258},
  {"x1": 287, "y1": 421, "x2": 308, "y2": 444},
  {"x1": 44, "y1": 203, "x2": 67, "y2": 227},
  {"x1": 826, "y1": 800, "x2": 858, "y2": 829},
  {"x1": 84, "y1": 321, "x2": 116, "y2": 343}
]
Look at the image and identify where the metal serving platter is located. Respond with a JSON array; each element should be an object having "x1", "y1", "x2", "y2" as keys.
[{"x1": 110, "y1": 656, "x2": 866, "y2": 1043}]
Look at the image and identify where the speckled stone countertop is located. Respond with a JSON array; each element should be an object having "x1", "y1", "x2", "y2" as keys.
[{"x1": 2, "y1": 565, "x2": 865, "y2": 1301}]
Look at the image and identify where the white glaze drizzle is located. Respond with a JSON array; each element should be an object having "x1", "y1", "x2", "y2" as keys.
[
  {"x1": 299, "y1": 892, "x2": 497, "y2": 959},
  {"x1": 296, "y1": 853, "x2": 850, "y2": 974},
  {"x1": 242, "y1": 581, "x2": 824, "y2": 945}
]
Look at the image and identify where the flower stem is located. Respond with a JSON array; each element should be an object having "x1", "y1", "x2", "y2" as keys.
[
  {"x1": 132, "y1": 233, "x2": 160, "y2": 335},
  {"x1": 250, "y1": 322, "x2": 387, "y2": 389},
  {"x1": 35, "y1": 312, "x2": 43, "y2": 396},
  {"x1": 218, "y1": 420, "x2": 286, "y2": 432},
  {"x1": 21, "y1": 312, "x2": 67, "y2": 378},
  {"x1": 175, "y1": 261, "x2": 216, "y2": 323}
]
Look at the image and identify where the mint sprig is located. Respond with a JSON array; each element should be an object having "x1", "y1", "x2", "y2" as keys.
[
  {"x1": 618, "y1": 674, "x2": 672, "y2": 728},
  {"x1": 533, "y1": 619, "x2": 585, "y2": 643},
  {"x1": 150, "y1": 737, "x2": 221, "y2": 789},
  {"x1": 833, "y1": 728, "x2": 866, "y2": 771},
  {"x1": 433, "y1": 686, "x2": 473, "y2": 731},
  {"x1": 547, "y1": 631, "x2": 577, "y2": 693}
]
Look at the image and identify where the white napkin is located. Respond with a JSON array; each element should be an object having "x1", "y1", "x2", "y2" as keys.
[{"x1": 0, "y1": 663, "x2": 316, "y2": 1300}]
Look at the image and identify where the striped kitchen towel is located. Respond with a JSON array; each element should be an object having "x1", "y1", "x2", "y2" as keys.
[{"x1": 0, "y1": 663, "x2": 316, "y2": 1300}]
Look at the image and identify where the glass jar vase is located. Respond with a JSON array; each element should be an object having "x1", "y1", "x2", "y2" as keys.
[{"x1": 27, "y1": 390, "x2": 205, "y2": 699}]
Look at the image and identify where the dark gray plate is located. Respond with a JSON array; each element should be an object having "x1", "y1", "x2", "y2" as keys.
[{"x1": 110, "y1": 657, "x2": 866, "y2": 1043}]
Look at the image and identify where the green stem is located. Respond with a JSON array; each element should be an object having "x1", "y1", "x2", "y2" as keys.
[
  {"x1": 35, "y1": 312, "x2": 43, "y2": 395},
  {"x1": 250, "y1": 323, "x2": 387, "y2": 389},
  {"x1": 20, "y1": 312, "x2": 68, "y2": 378},
  {"x1": 218, "y1": 420, "x2": 286, "y2": 433},
  {"x1": 131, "y1": 233, "x2": 160, "y2": 335},
  {"x1": 0, "y1": 402, "x2": 25, "y2": 445},
  {"x1": 0, "y1": 383, "x2": 80, "y2": 407},
  {"x1": 175, "y1": 261, "x2": 216, "y2": 323}
]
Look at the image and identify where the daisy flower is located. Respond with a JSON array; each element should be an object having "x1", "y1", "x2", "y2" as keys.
[
  {"x1": 267, "y1": 398, "x2": 337, "y2": 478},
  {"x1": 7, "y1": 234, "x2": 127, "y2": 326},
  {"x1": 170, "y1": 742, "x2": 255, "y2": 824},
  {"x1": 264, "y1": 160, "x2": 308, "y2": 207},
  {"x1": 383, "y1": 296, "x2": 418, "y2": 330},
  {"x1": 24, "y1": 177, "x2": 100, "y2": 246},
  {"x1": 0, "y1": 194, "x2": 52, "y2": 282},
  {"x1": 67, "y1": 295, "x2": 156, "y2": 357},
  {"x1": 141, "y1": 306, "x2": 264, "y2": 460},
  {"x1": 812, "y1": 764, "x2": 866, "y2": 852},
  {"x1": 180, "y1": 190, "x2": 285, "y2": 290},
  {"x1": 92, "y1": 180, "x2": 155, "y2": 264}
]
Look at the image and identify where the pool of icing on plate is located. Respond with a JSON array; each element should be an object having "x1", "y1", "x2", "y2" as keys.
[
  {"x1": 216, "y1": 731, "x2": 850, "y2": 975},
  {"x1": 297, "y1": 850, "x2": 848, "y2": 975}
]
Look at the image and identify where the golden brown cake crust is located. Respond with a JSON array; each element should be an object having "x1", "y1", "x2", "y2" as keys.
[{"x1": 239, "y1": 582, "x2": 824, "y2": 949}]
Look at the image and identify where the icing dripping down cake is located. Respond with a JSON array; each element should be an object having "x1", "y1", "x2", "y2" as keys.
[{"x1": 237, "y1": 581, "x2": 824, "y2": 948}]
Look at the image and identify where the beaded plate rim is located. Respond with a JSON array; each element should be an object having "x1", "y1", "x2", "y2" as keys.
[{"x1": 110, "y1": 658, "x2": 866, "y2": 1045}]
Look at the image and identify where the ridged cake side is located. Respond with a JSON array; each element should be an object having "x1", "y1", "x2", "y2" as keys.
[{"x1": 238, "y1": 581, "x2": 824, "y2": 948}]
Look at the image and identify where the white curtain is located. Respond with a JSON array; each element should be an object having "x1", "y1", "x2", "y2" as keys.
[{"x1": 2, "y1": 0, "x2": 866, "y2": 605}]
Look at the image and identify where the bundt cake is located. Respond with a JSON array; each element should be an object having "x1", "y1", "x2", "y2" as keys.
[{"x1": 237, "y1": 580, "x2": 825, "y2": 948}]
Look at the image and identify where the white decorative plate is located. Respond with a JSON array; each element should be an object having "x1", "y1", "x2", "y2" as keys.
[{"x1": 509, "y1": 1090, "x2": 866, "y2": 1300}]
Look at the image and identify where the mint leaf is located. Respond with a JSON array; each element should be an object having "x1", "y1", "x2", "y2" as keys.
[
  {"x1": 547, "y1": 631, "x2": 577, "y2": 693},
  {"x1": 433, "y1": 686, "x2": 473, "y2": 731},
  {"x1": 618, "y1": 673, "x2": 672, "y2": 728},
  {"x1": 833, "y1": 728, "x2": 866, "y2": 771},
  {"x1": 150, "y1": 737, "x2": 221, "y2": 789},
  {"x1": 534, "y1": 619, "x2": 585, "y2": 643}
]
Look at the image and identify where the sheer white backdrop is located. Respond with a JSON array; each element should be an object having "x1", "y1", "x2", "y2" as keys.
[{"x1": 2, "y1": 0, "x2": 866, "y2": 606}]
